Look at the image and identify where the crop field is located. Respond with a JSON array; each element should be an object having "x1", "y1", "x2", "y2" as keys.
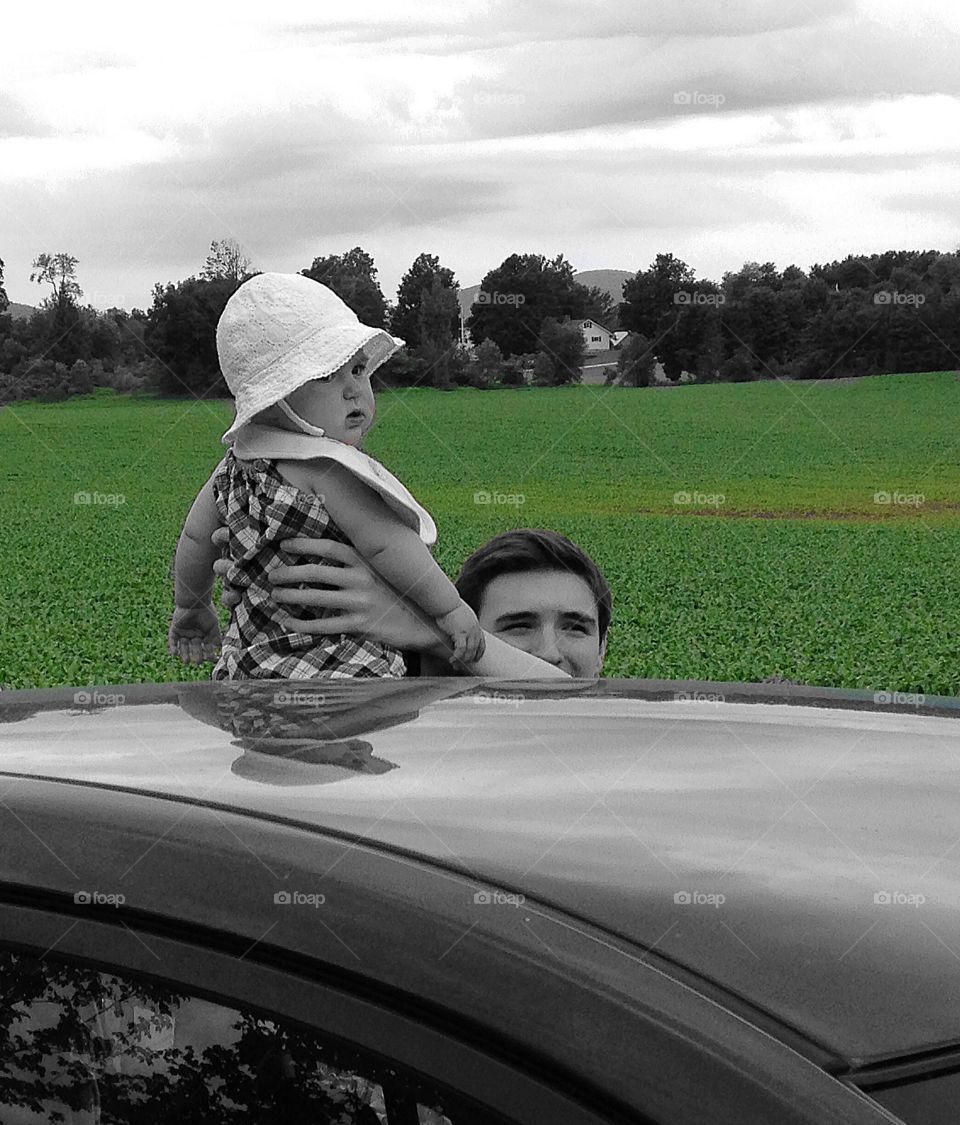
[{"x1": 1, "y1": 372, "x2": 958, "y2": 694}]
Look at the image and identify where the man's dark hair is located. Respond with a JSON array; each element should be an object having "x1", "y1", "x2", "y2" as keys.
[{"x1": 455, "y1": 529, "x2": 612, "y2": 642}]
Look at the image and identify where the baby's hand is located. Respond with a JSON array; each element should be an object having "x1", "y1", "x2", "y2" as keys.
[
  {"x1": 435, "y1": 601, "x2": 485, "y2": 667},
  {"x1": 169, "y1": 604, "x2": 222, "y2": 665}
]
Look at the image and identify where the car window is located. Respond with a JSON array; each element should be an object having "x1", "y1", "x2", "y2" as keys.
[
  {"x1": 865, "y1": 1069, "x2": 960, "y2": 1125},
  {"x1": 0, "y1": 947, "x2": 508, "y2": 1124}
]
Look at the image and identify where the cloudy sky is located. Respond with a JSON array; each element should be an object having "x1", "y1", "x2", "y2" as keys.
[{"x1": 3, "y1": 0, "x2": 959, "y2": 311}]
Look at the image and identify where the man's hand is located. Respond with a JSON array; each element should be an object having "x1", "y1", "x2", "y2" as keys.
[
  {"x1": 168, "y1": 604, "x2": 221, "y2": 665},
  {"x1": 211, "y1": 526, "x2": 241, "y2": 610},
  {"x1": 269, "y1": 537, "x2": 444, "y2": 652}
]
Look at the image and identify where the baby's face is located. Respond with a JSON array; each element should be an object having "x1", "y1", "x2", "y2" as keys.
[{"x1": 285, "y1": 353, "x2": 376, "y2": 446}]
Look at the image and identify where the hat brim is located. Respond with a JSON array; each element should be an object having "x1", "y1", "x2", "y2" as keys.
[{"x1": 222, "y1": 324, "x2": 404, "y2": 444}]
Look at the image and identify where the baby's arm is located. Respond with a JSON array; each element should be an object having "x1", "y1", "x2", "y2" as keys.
[
  {"x1": 168, "y1": 472, "x2": 223, "y2": 664},
  {"x1": 313, "y1": 460, "x2": 484, "y2": 663}
]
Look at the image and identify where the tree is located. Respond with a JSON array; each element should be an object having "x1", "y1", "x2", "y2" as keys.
[
  {"x1": 301, "y1": 247, "x2": 388, "y2": 328},
  {"x1": 0, "y1": 947, "x2": 438, "y2": 1123},
  {"x1": 466, "y1": 253, "x2": 592, "y2": 356},
  {"x1": 415, "y1": 273, "x2": 460, "y2": 388},
  {"x1": 201, "y1": 238, "x2": 254, "y2": 283},
  {"x1": 619, "y1": 253, "x2": 710, "y2": 380},
  {"x1": 616, "y1": 333, "x2": 657, "y2": 387},
  {"x1": 30, "y1": 252, "x2": 83, "y2": 309},
  {"x1": 619, "y1": 253, "x2": 696, "y2": 340},
  {"x1": 531, "y1": 351, "x2": 555, "y2": 385},
  {"x1": 0, "y1": 257, "x2": 9, "y2": 341},
  {"x1": 145, "y1": 276, "x2": 238, "y2": 396},
  {"x1": 536, "y1": 317, "x2": 585, "y2": 384},
  {"x1": 29, "y1": 252, "x2": 84, "y2": 364},
  {"x1": 392, "y1": 252, "x2": 459, "y2": 349},
  {"x1": 581, "y1": 285, "x2": 617, "y2": 328}
]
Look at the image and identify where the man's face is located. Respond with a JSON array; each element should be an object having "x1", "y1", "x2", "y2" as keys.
[
  {"x1": 476, "y1": 569, "x2": 606, "y2": 678},
  {"x1": 285, "y1": 353, "x2": 376, "y2": 447}
]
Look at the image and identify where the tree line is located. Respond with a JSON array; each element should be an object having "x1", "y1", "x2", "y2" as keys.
[{"x1": 1, "y1": 239, "x2": 958, "y2": 405}]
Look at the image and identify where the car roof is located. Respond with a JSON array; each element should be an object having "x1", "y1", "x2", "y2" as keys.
[{"x1": 2, "y1": 676, "x2": 960, "y2": 1068}]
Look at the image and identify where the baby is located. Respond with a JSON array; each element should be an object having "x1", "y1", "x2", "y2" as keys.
[{"x1": 168, "y1": 272, "x2": 483, "y2": 679}]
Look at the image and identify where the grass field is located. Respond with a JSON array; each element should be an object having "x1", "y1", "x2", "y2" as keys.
[{"x1": 2, "y1": 373, "x2": 958, "y2": 693}]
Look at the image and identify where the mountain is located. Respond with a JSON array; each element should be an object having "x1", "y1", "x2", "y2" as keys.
[
  {"x1": 456, "y1": 269, "x2": 633, "y2": 319},
  {"x1": 8, "y1": 302, "x2": 36, "y2": 320}
]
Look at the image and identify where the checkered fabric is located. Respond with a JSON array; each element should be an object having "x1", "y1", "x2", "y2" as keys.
[{"x1": 211, "y1": 453, "x2": 406, "y2": 680}]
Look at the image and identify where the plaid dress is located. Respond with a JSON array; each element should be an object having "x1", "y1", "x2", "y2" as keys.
[{"x1": 211, "y1": 452, "x2": 406, "y2": 680}]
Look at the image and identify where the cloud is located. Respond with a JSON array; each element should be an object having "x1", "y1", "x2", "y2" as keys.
[
  {"x1": 451, "y1": 12, "x2": 960, "y2": 140},
  {"x1": 0, "y1": 92, "x2": 50, "y2": 139}
]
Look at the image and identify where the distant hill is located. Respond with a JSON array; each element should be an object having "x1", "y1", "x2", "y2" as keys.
[
  {"x1": 457, "y1": 269, "x2": 633, "y2": 319},
  {"x1": 8, "y1": 302, "x2": 36, "y2": 320}
]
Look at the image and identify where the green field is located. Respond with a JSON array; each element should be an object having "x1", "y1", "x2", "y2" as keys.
[{"x1": 2, "y1": 373, "x2": 958, "y2": 693}]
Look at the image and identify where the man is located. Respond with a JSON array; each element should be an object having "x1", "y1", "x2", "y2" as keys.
[{"x1": 173, "y1": 528, "x2": 611, "y2": 679}]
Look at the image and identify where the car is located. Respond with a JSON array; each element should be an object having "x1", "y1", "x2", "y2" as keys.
[{"x1": 0, "y1": 675, "x2": 959, "y2": 1123}]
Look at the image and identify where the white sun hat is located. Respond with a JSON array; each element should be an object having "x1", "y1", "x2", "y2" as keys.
[{"x1": 218, "y1": 272, "x2": 404, "y2": 443}]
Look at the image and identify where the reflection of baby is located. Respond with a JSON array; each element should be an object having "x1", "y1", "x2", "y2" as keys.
[
  {"x1": 230, "y1": 737, "x2": 398, "y2": 786},
  {"x1": 169, "y1": 272, "x2": 483, "y2": 679},
  {"x1": 177, "y1": 678, "x2": 470, "y2": 788}
]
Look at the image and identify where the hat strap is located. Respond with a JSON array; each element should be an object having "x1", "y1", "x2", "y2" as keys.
[{"x1": 276, "y1": 399, "x2": 326, "y2": 438}]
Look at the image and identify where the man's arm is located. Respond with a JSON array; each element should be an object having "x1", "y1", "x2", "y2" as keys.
[{"x1": 423, "y1": 632, "x2": 570, "y2": 678}]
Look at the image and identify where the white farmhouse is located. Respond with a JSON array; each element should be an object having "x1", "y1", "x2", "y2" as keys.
[{"x1": 565, "y1": 318, "x2": 614, "y2": 353}]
